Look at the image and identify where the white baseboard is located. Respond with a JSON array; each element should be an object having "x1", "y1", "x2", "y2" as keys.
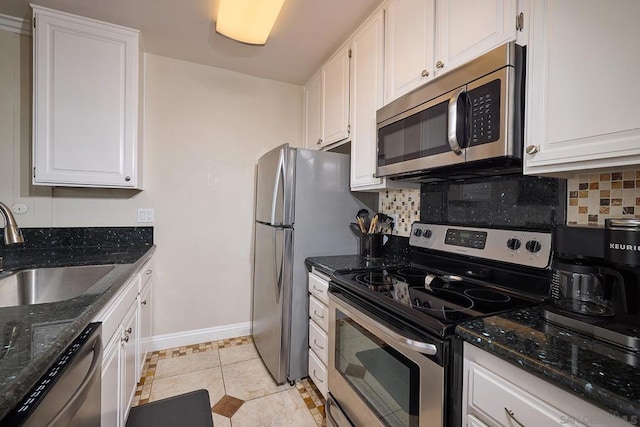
[{"x1": 149, "y1": 321, "x2": 252, "y2": 352}]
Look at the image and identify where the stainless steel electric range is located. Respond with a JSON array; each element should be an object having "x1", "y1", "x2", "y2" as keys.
[{"x1": 326, "y1": 222, "x2": 553, "y2": 427}]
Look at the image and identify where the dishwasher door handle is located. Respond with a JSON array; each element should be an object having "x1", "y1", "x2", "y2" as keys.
[{"x1": 47, "y1": 334, "x2": 102, "y2": 427}]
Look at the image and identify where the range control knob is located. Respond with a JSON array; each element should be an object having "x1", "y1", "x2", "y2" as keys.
[
  {"x1": 525, "y1": 240, "x2": 542, "y2": 253},
  {"x1": 506, "y1": 238, "x2": 521, "y2": 250},
  {"x1": 413, "y1": 228, "x2": 423, "y2": 237},
  {"x1": 423, "y1": 229, "x2": 433, "y2": 238}
]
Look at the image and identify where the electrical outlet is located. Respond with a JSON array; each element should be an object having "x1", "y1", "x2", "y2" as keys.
[{"x1": 137, "y1": 208, "x2": 155, "y2": 223}]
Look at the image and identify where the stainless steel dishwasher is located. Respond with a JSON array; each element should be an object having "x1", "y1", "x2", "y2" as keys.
[{"x1": 1, "y1": 323, "x2": 102, "y2": 426}]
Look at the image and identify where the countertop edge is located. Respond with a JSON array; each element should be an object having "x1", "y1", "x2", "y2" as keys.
[
  {"x1": 0, "y1": 245, "x2": 156, "y2": 420},
  {"x1": 456, "y1": 313, "x2": 640, "y2": 421}
]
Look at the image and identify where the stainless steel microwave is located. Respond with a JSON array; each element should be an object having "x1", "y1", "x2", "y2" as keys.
[{"x1": 376, "y1": 43, "x2": 525, "y2": 181}]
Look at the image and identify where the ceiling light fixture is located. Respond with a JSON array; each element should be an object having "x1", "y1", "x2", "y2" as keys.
[{"x1": 215, "y1": 0, "x2": 286, "y2": 46}]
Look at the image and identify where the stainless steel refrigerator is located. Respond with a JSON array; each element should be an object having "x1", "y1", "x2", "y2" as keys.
[{"x1": 253, "y1": 143, "x2": 364, "y2": 384}]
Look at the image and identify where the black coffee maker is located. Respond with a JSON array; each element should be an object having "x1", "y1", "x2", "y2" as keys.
[{"x1": 544, "y1": 219, "x2": 640, "y2": 352}]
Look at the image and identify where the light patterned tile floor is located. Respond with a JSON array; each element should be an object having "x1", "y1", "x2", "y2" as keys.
[{"x1": 131, "y1": 336, "x2": 326, "y2": 426}]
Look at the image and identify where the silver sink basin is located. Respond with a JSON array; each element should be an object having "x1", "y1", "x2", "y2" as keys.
[{"x1": 0, "y1": 264, "x2": 116, "y2": 307}]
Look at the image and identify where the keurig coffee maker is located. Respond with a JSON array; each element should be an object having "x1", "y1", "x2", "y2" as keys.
[{"x1": 544, "y1": 219, "x2": 640, "y2": 351}]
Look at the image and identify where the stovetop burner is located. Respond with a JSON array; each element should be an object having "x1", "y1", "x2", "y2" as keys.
[
  {"x1": 332, "y1": 264, "x2": 540, "y2": 337},
  {"x1": 355, "y1": 272, "x2": 405, "y2": 287},
  {"x1": 464, "y1": 288, "x2": 512, "y2": 303}
]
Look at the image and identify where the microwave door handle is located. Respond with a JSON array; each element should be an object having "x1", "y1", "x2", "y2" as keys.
[{"x1": 447, "y1": 87, "x2": 466, "y2": 155}]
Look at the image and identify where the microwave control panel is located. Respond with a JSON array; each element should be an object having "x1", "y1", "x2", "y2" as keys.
[
  {"x1": 409, "y1": 222, "x2": 551, "y2": 269},
  {"x1": 468, "y1": 79, "x2": 501, "y2": 146}
]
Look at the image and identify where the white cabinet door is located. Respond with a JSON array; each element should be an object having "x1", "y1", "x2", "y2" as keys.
[
  {"x1": 137, "y1": 281, "x2": 152, "y2": 378},
  {"x1": 524, "y1": 0, "x2": 640, "y2": 175},
  {"x1": 32, "y1": 6, "x2": 140, "y2": 188},
  {"x1": 101, "y1": 336, "x2": 121, "y2": 427},
  {"x1": 305, "y1": 70, "x2": 324, "y2": 149},
  {"x1": 466, "y1": 414, "x2": 489, "y2": 427},
  {"x1": 323, "y1": 47, "x2": 350, "y2": 146},
  {"x1": 350, "y1": 10, "x2": 386, "y2": 190},
  {"x1": 435, "y1": 0, "x2": 517, "y2": 74},
  {"x1": 120, "y1": 302, "x2": 138, "y2": 425},
  {"x1": 384, "y1": 0, "x2": 435, "y2": 103}
]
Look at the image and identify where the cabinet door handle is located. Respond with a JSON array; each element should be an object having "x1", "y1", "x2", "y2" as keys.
[
  {"x1": 142, "y1": 300, "x2": 147, "y2": 305},
  {"x1": 312, "y1": 369, "x2": 324, "y2": 383},
  {"x1": 526, "y1": 144, "x2": 539, "y2": 155},
  {"x1": 313, "y1": 310, "x2": 324, "y2": 319},
  {"x1": 121, "y1": 335, "x2": 129, "y2": 343},
  {"x1": 313, "y1": 339, "x2": 325, "y2": 350},
  {"x1": 421, "y1": 69, "x2": 429, "y2": 77},
  {"x1": 145, "y1": 270, "x2": 152, "y2": 275},
  {"x1": 504, "y1": 407, "x2": 525, "y2": 427},
  {"x1": 125, "y1": 327, "x2": 132, "y2": 334},
  {"x1": 125, "y1": 176, "x2": 131, "y2": 182},
  {"x1": 436, "y1": 60, "x2": 444, "y2": 69},
  {"x1": 312, "y1": 286, "x2": 324, "y2": 293}
]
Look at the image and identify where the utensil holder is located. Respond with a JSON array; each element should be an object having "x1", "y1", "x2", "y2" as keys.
[{"x1": 360, "y1": 234, "x2": 383, "y2": 259}]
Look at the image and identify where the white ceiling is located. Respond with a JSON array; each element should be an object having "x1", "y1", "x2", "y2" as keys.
[{"x1": 0, "y1": 0, "x2": 383, "y2": 85}]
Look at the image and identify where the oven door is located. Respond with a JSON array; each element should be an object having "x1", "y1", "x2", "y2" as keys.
[{"x1": 328, "y1": 292, "x2": 444, "y2": 427}]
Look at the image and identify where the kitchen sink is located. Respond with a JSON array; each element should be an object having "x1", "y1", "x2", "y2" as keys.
[{"x1": 0, "y1": 264, "x2": 116, "y2": 307}]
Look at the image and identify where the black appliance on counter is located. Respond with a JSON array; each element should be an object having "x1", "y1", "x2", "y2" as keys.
[
  {"x1": 544, "y1": 219, "x2": 640, "y2": 352},
  {"x1": 326, "y1": 221, "x2": 554, "y2": 427}
]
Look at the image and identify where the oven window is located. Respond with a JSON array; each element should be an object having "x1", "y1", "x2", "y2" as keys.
[{"x1": 335, "y1": 309, "x2": 420, "y2": 427}]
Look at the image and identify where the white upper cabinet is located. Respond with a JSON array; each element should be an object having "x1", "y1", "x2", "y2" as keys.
[
  {"x1": 305, "y1": 71, "x2": 324, "y2": 149},
  {"x1": 523, "y1": 0, "x2": 640, "y2": 175},
  {"x1": 323, "y1": 47, "x2": 351, "y2": 146},
  {"x1": 384, "y1": 0, "x2": 518, "y2": 104},
  {"x1": 32, "y1": 6, "x2": 140, "y2": 188},
  {"x1": 304, "y1": 48, "x2": 350, "y2": 150},
  {"x1": 350, "y1": 10, "x2": 386, "y2": 190},
  {"x1": 435, "y1": 0, "x2": 517, "y2": 74},
  {"x1": 384, "y1": 0, "x2": 436, "y2": 104}
]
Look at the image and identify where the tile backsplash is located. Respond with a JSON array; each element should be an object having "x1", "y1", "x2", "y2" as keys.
[
  {"x1": 379, "y1": 189, "x2": 421, "y2": 237},
  {"x1": 380, "y1": 168, "x2": 640, "y2": 235},
  {"x1": 567, "y1": 169, "x2": 640, "y2": 225}
]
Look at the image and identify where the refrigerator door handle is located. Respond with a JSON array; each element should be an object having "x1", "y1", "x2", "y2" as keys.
[
  {"x1": 273, "y1": 228, "x2": 284, "y2": 303},
  {"x1": 271, "y1": 148, "x2": 286, "y2": 225}
]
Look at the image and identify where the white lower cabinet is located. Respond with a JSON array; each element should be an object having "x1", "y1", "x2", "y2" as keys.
[
  {"x1": 101, "y1": 336, "x2": 120, "y2": 427},
  {"x1": 95, "y1": 256, "x2": 154, "y2": 427},
  {"x1": 308, "y1": 269, "x2": 329, "y2": 398},
  {"x1": 463, "y1": 343, "x2": 630, "y2": 426},
  {"x1": 121, "y1": 303, "x2": 138, "y2": 421}
]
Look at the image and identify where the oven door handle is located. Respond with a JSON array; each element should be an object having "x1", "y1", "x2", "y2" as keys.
[
  {"x1": 331, "y1": 293, "x2": 438, "y2": 356},
  {"x1": 393, "y1": 335, "x2": 437, "y2": 355}
]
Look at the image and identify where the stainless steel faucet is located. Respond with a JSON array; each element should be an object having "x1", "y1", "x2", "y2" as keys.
[{"x1": 0, "y1": 201, "x2": 24, "y2": 272}]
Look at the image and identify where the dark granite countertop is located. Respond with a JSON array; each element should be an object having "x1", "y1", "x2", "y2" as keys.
[
  {"x1": 456, "y1": 306, "x2": 640, "y2": 421},
  {"x1": 305, "y1": 254, "x2": 408, "y2": 276},
  {"x1": 0, "y1": 227, "x2": 155, "y2": 420}
]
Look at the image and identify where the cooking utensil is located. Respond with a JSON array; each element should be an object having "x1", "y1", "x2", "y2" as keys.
[
  {"x1": 424, "y1": 274, "x2": 463, "y2": 292},
  {"x1": 356, "y1": 217, "x2": 367, "y2": 233},
  {"x1": 350, "y1": 223, "x2": 363, "y2": 236},
  {"x1": 356, "y1": 209, "x2": 370, "y2": 233},
  {"x1": 356, "y1": 209, "x2": 370, "y2": 221},
  {"x1": 368, "y1": 215, "x2": 378, "y2": 234}
]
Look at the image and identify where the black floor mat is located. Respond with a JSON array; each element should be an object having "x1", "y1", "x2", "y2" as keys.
[{"x1": 126, "y1": 389, "x2": 214, "y2": 427}]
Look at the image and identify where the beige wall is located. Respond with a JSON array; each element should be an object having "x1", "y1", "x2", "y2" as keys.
[{"x1": 0, "y1": 30, "x2": 304, "y2": 336}]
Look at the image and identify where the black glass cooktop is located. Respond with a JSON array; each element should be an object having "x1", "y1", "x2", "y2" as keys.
[{"x1": 332, "y1": 265, "x2": 539, "y2": 337}]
